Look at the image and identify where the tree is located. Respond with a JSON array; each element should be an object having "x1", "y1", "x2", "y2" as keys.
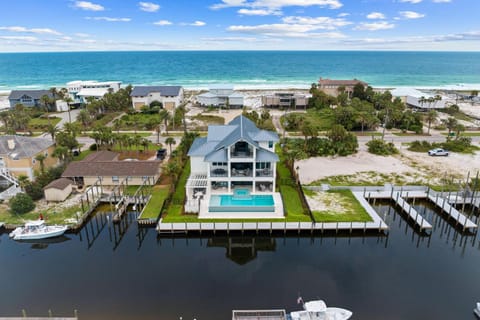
[
  {"x1": 53, "y1": 145, "x2": 70, "y2": 164},
  {"x1": 300, "y1": 120, "x2": 318, "y2": 151},
  {"x1": 165, "y1": 137, "x2": 176, "y2": 154},
  {"x1": 159, "y1": 109, "x2": 171, "y2": 135},
  {"x1": 77, "y1": 109, "x2": 91, "y2": 131},
  {"x1": 9, "y1": 193, "x2": 35, "y2": 215},
  {"x1": 46, "y1": 124, "x2": 57, "y2": 142},
  {"x1": 35, "y1": 154, "x2": 47, "y2": 173},
  {"x1": 112, "y1": 119, "x2": 122, "y2": 134},
  {"x1": 425, "y1": 110, "x2": 437, "y2": 135},
  {"x1": 141, "y1": 138, "x2": 150, "y2": 152},
  {"x1": 40, "y1": 94, "x2": 53, "y2": 126},
  {"x1": 454, "y1": 123, "x2": 465, "y2": 138},
  {"x1": 17, "y1": 175, "x2": 30, "y2": 191},
  {"x1": 163, "y1": 162, "x2": 179, "y2": 190},
  {"x1": 56, "y1": 131, "x2": 79, "y2": 154},
  {"x1": 352, "y1": 83, "x2": 366, "y2": 100},
  {"x1": 443, "y1": 117, "x2": 458, "y2": 136}
]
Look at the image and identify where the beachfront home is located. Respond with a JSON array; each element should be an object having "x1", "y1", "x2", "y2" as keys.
[
  {"x1": 67, "y1": 80, "x2": 121, "y2": 104},
  {"x1": 390, "y1": 87, "x2": 446, "y2": 110},
  {"x1": 44, "y1": 178, "x2": 73, "y2": 202},
  {"x1": 0, "y1": 135, "x2": 57, "y2": 180},
  {"x1": 61, "y1": 150, "x2": 160, "y2": 186},
  {"x1": 262, "y1": 93, "x2": 309, "y2": 109},
  {"x1": 186, "y1": 115, "x2": 284, "y2": 218},
  {"x1": 130, "y1": 86, "x2": 184, "y2": 111},
  {"x1": 197, "y1": 85, "x2": 244, "y2": 108},
  {"x1": 8, "y1": 90, "x2": 54, "y2": 108},
  {"x1": 318, "y1": 78, "x2": 368, "y2": 98}
]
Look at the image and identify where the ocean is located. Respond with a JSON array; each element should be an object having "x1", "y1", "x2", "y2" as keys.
[{"x1": 0, "y1": 51, "x2": 479, "y2": 91}]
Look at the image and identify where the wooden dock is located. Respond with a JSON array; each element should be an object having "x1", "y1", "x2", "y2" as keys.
[
  {"x1": 427, "y1": 194, "x2": 477, "y2": 230},
  {"x1": 364, "y1": 191, "x2": 432, "y2": 231},
  {"x1": 232, "y1": 310, "x2": 286, "y2": 320}
]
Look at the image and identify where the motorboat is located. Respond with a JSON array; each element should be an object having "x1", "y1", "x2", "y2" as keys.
[
  {"x1": 9, "y1": 220, "x2": 68, "y2": 241},
  {"x1": 474, "y1": 302, "x2": 480, "y2": 318},
  {"x1": 290, "y1": 299, "x2": 352, "y2": 320}
]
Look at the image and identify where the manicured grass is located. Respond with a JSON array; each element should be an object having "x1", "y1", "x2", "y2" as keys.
[
  {"x1": 307, "y1": 189, "x2": 373, "y2": 222},
  {"x1": 161, "y1": 159, "x2": 190, "y2": 223},
  {"x1": 282, "y1": 108, "x2": 336, "y2": 132},
  {"x1": 0, "y1": 204, "x2": 82, "y2": 226},
  {"x1": 73, "y1": 149, "x2": 95, "y2": 161},
  {"x1": 140, "y1": 185, "x2": 170, "y2": 220},
  {"x1": 28, "y1": 117, "x2": 61, "y2": 129}
]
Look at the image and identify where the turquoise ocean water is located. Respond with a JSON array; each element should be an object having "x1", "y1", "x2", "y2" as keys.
[{"x1": 0, "y1": 51, "x2": 479, "y2": 91}]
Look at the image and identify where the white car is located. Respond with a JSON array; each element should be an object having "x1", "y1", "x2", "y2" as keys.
[{"x1": 428, "y1": 148, "x2": 449, "y2": 156}]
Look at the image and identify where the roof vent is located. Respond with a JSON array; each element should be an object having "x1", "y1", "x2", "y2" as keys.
[{"x1": 7, "y1": 139, "x2": 15, "y2": 150}]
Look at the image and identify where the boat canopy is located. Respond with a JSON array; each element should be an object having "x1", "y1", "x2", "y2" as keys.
[
  {"x1": 25, "y1": 220, "x2": 45, "y2": 227},
  {"x1": 304, "y1": 300, "x2": 327, "y2": 312}
]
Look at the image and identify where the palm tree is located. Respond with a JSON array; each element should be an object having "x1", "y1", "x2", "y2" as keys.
[
  {"x1": 141, "y1": 138, "x2": 150, "y2": 152},
  {"x1": 53, "y1": 145, "x2": 69, "y2": 164},
  {"x1": 0, "y1": 111, "x2": 11, "y2": 133},
  {"x1": 35, "y1": 154, "x2": 46, "y2": 173},
  {"x1": 64, "y1": 122, "x2": 80, "y2": 138},
  {"x1": 165, "y1": 137, "x2": 176, "y2": 154},
  {"x1": 163, "y1": 161, "x2": 179, "y2": 191},
  {"x1": 77, "y1": 109, "x2": 90, "y2": 132},
  {"x1": 425, "y1": 110, "x2": 437, "y2": 135},
  {"x1": 40, "y1": 94, "x2": 52, "y2": 126},
  {"x1": 46, "y1": 124, "x2": 57, "y2": 142},
  {"x1": 454, "y1": 123, "x2": 465, "y2": 139},
  {"x1": 418, "y1": 96, "x2": 426, "y2": 108},
  {"x1": 112, "y1": 119, "x2": 122, "y2": 134},
  {"x1": 63, "y1": 96, "x2": 73, "y2": 123},
  {"x1": 443, "y1": 117, "x2": 458, "y2": 136},
  {"x1": 17, "y1": 175, "x2": 30, "y2": 191},
  {"x1": 159, "y1": 109, "x2": 170, "y2": 135}
]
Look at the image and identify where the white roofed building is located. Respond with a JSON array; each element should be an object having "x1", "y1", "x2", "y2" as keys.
[
  {"x1": 197, "y1": 85, "x2": 244, "y2": 108},
  {"x1": 67, "y1": 80, "x2": 121, "y2": 104},
  {"x1": 130, "y1": 86, "x2": 184, "y2": 111}
]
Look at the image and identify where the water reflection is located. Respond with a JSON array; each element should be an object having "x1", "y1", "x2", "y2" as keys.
[
  {"x1": 18, "y1": 235, "x2": 71, "y2": 250},
  {"x1": 207, "y1": 237, "x2": 276, "y2": 265}
]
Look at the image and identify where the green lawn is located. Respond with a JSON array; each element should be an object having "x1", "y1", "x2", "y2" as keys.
[
  {"x1": 282, "y1": 108, "x2": 336, "y2": 132},
  {"x1": 192, "y1": 114, "x2": 225, "y2": 125},
  {"x1": 28, "y1": 117, "x2": 61, "y2": 130},
  {"x1": 73, "y1": 149, "x2": 95, "y2": 161},
  {"x1": 161, "y1": 159, "x2": 190, "y2": 222},
  {"x1": 139, "y1": 185, "x2": 170, "y2": 220},
  {"x1": 305, "y1": 189, "x2": 373, "y2": 222},
  {"x1": 117, "y1": 113, "x2": 160, "y2": 130},
  {"x1": 441, "y1": 132, "x2": 480, "y2": 137}
]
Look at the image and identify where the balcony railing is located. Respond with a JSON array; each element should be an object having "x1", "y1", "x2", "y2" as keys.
[
  {"x1": 231, "y1": 168, "x2": 253, "y2": 177},
  {"x1": 230, "y1": 150, "x2": 253, "y2": 158},
  {"x1": 210, "y1": 168, "x2": 228, "y2": 177},
  {"x1": 255, "y1": 169, "x2": 273, "y2": 177}
]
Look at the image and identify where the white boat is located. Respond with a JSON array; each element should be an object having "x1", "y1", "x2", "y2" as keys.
[
  {"x1": 474, "y1": 302, "x2": 480, "y2": 318},
  {"x1": 9, "y1": 220, "x2": 68, "y2": 241},
  {"x1": 290, "y1": 299, "x2": 352, "y2": 320}
]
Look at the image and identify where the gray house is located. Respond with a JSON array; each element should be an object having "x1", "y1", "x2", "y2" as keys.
[{"x1": 8, "y1": 90, "x2": 54, "y2": 108}]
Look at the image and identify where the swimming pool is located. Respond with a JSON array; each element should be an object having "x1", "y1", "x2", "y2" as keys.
[{"x1": 209, "y1": 190, "x2": 275, "y2": 212}]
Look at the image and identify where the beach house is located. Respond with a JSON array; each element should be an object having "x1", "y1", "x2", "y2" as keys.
[
  {"x1": 186, "y1": 115, "x2": 284, "y2": 218},
  {"x1": 130, "y1": 86, "x2": 184, "y2": 111},
  {"x1": 318, "y1": 78, "x2": 368, "y2": 98},
  {"x1": 8, "y1": 90, "x2": 54, "y2": 108},
  {"x1": 197, "y1": 85, "x2": 244, "y2": 108},
  {"x1": 262, "y1": 93, "x2": 309, "y2": 109},
  {"x1": 0, "y1": 135, "x2": 57, "y2": 180},
  {"x1": 67, "y1": 80, "x2": 121, "y2": 104}
]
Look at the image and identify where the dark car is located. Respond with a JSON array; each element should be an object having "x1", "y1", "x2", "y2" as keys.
[{"x1": 156, "y1": 148, "x2": 167, "y2": 160}]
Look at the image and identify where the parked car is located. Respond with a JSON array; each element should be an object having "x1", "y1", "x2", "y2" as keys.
[
  {"x1": 156, "y1": 148, "x2": 167, "y2": 160},
  {"x1": 428, "y1": 148, "x2": 449, "y2": 156}
]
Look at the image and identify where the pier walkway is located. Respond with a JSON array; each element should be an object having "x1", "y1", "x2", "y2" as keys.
[{"x1": 427, "y1": 194, "x2": 477, "y2": 230}]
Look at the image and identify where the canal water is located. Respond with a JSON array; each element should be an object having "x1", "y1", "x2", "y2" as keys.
[{"x1": 1, "y1": 202, "x2": 480, "y2": 320}]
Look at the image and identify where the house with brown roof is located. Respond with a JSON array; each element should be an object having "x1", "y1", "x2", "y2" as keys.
[
  {"x1": 44, "y1": 178, "x2": 73, "y2": 202},
  {"x1": 318, "y1": 77, "x2": 368, "y2": 98},
  {"x1": 61, "y1": 151, "x2": 161, "y2": 186}
]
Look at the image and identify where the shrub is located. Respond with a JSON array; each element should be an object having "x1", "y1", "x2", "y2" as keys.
[
  {"x1": 367, "y1": 139, "x2": 398, "y2": 155},
  {"x1": 24, "y1": 182, "x2": 44, "y2": 201},
  {"x1": 442, "y1": 137, "x2": 472, "y2": 152},
  {"x1": 89, "y1": 143, "x2": 98, "y2": 151},
  {"x1": 9, "y1": 193, "x2": 35, "y2": 215},
  {"x1": 408, "y1": 140, "x2": 434, "y2": 152}
]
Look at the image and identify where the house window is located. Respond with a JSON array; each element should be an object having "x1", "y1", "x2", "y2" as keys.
[
  {"x1": 112, "y1": 176, "x2": 119, "y2": 183},
  {"x1": 44, "y1": 152, "x2": 48, "y2": 157},
  {"x1": 268, "y1": 141, "x2": 273, "y2": 148}
]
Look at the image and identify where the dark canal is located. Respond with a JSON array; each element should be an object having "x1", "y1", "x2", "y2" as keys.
[{"x1": 1, "y1": 202, "x2": 480, "y2": 320}]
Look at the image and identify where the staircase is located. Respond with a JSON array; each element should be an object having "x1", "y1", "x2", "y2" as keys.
[{"x1": 0, "y1": 168, "x2": 21, "y2": 200}]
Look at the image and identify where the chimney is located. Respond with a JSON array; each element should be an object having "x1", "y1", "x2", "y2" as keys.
[{"x1": 7, "y1": 139, "x2": 15, "y2": 150}]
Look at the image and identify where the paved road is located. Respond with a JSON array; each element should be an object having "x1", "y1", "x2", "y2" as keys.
[{"x1": 55, "y1": 109, "x2": 80, "y2": 129}]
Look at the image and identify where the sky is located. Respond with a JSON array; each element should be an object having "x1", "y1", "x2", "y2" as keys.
[{"x1": 0, "y1": 0, "x2": 478, "y2": 52}]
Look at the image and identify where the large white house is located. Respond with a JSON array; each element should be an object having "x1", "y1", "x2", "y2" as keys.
[
  {"x1": 197, "y1": 85, "x2": 244, "y2": 108},
  {"x1": 130, "y1": 86, "x2": 184, "y2": 111},
  {"x1": 186, "y1": 115, "x2": 284, "y2": 219},
  {"x1": 67, "y1": 80, "x2": 122, "y2": 104}
]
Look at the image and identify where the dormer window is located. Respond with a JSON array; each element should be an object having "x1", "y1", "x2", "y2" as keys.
[{"x1": 268, "y1": 141, "x2": 273, "y2": 148}]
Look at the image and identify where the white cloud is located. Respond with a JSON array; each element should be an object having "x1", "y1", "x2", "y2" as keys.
[
  {"x1": 0, "y1": 26, "x2": 62, "y2": 35},
  {"x1": 228, "y1": 23, "x2": 347, "y2": 38},
  {"x1": 85, "y1": 17, "x2": 131, "y2": 22},
  {"x1": 0, "y1": 36, "x2": 38, "y2": 42},
  {"x1": 367, "y1": 12, "x2": 386, "y2": 19},
  {"x1": 343, "y1": 31, "x2": 480, "y2": 46},
  {"x1": 337, "y1": 13, "x2": 349, "y2": 17},
  {"x1": 139, "y1": 2, "x2": 160, "y2": 12},
  {"x1": 399, "y1": 0, "x2": 422, "y2": 3},
  {"x1": 75, "y1": 33, "x2": 91, "y2": 37},
  {"x1": 211, "y1": 0, "x2": 343, "y2": 10},
  {"x1": 238, "y1": 8, "x2": 281, "y2": 15},
  {"x1": 398, "y1": 11, "x2": 425, "y2": 19},
  {"x1": 190, "y1": 21, "x2": 206, "y2": 26},
  {"x1": 153, "y1": 20, "x2": 172, "y2": 26},
  {"x1": 282, "y1": 16, "x2": 352, "y2": 29},
  {"x1": 74, "y1": 1, "x2": 104, "y2": 11},
  {"x1": 354, "y1": 21, "x2": 395, "y2": 31},
  {"x1": 432, "y1": 0, "x2": 451, "y2": 2},
  {"x1": 202, "y1": 36, "x2": 259, "y2": 42}
]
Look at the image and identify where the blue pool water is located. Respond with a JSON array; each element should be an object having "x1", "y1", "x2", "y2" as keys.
[{"x1": 209, "y1": 193, "x2": 275, "y2": 212}]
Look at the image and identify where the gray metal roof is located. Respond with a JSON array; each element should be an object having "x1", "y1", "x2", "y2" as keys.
[
  {"x1": 204, "y1": 149, "x2": 227, "y2": 162},
  {"x1": 0, "y1": 135, "x2": 54, "y2": 158},
  {"x1": 130, "y1": 86, "x2": 182, "y2": 97},
  {"x1": 187, "y1": 115, "x2": 279, "y2": 162},
  {"x1": 256, "y1": 149, "x2": 279, "y2": 162},
  {"x1": 251, "y1": 130, "x2": 279, "y2": 142},
  {"x1": 8, "y1": 90, "x2": 53, "y2": 100}
]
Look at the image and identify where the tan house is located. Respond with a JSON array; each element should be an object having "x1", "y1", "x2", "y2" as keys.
[
  {"x1": 0, "y1": 135, "x2": 57, "y2": 180},
  {"x1": 61, "y1": 151, "x2": 161, "y2": 186},
  {"x1": 318, "y1": 78, "x2": 368, "y2": 98},
  {"x1": 262, "y1": 93, "x2": 309, "y2": 108},
  {"x1": 44, "y1": 178, "x2": 73, "y2": 202}
]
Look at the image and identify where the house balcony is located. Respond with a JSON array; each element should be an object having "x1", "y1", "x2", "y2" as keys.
[
  {"x1": 231, "y1": 167, "x2": 253, "y2": 177},
  {"x1": 210, "y1": 168, "x2": 228, "y2": 177},
  {"x1": 255, "y1": 169, "x2": 273, "y2": 177},
  {"x1": 230, "y1": 141, "x2": 254, "y2": 159}
]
